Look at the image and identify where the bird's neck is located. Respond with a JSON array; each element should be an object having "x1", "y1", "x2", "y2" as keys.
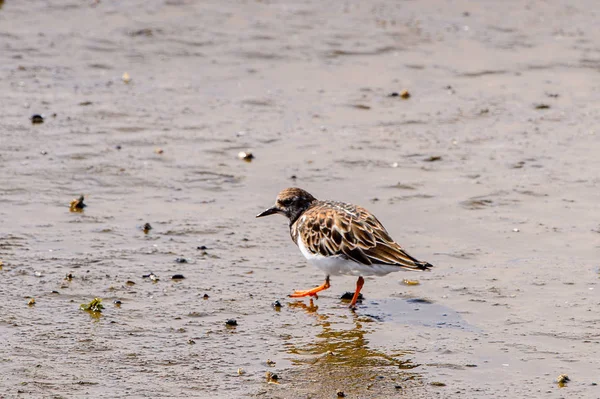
[{"x1": 287, "y1": 201, "x2": 315, "y2": 227}]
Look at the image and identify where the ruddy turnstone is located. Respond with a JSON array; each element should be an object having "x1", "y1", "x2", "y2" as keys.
[{"x1": 257, "y1": 187, "x2": 433, "y2": 308}]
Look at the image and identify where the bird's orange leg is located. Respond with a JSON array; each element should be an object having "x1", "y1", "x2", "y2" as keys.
[
  {"x1": 349, "y1": 276, "x2": 365, "y2": 308},
  {"x1": 290, "y1": 276, "x2": 331, "y2": 299}
]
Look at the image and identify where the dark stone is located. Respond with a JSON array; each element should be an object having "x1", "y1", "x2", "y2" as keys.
[{"x1": 31, "y1": 114, "x2": 44, "y2": 124}]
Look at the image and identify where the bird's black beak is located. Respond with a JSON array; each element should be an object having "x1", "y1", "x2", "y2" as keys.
[{"x1": 256, "y1": 206, "x2": 279, "y2": 218}]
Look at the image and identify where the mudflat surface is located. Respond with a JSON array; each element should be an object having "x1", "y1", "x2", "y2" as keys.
[{"x1": 1, "y1": 1, "x2": 599, "y2": 398}]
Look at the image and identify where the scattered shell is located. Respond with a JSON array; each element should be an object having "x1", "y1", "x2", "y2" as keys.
[
  {"x1": 400, "y1": 89, "x2": 411, "y2": 99},
  {"x1": 122, "y1": 72, "x2": 131, "y2": 83},
  {"x1": 65, "y1": 273, "x2": 74, "y2": 281},
  {"x1": 225, "y1": 319, "x2": 238, "y2": 327},
  {"x1": 69, "y1": 195, "x2": 86, "y2": 212},
  {"x1": 142, "y1": 272, "x2": 159, "y2": 282},
  {"x1": 557, "y1": 374, "x2": 570, "y2": 386},
  {"x1": 424, "y1": 155, "x2": 442, "y2": 162},
  {"x1": 402, "y1": 279, "x2": 420, "y2": 286},
  {"x1": 237, "y1": 368, "x2": 245, "y2": 375},
  {"x1": 125, "y1": 280, "x2": 136, "y2": 286},
  {"x1": 238, "y1": 151, "x2": 254, "y2": 162},
  {"x1": 154, "y1": 148, "x2": 164, "y2": 154},
  {"x1": 171, "y1": 274, "x2": 186, "y2": 280},
  {"x1": 336, "y1": 390, "x2": 346, "y2": 397},
  {"x1": 513, "y1": 228, "x2": 520, "y2": 232},
  {"x1": 30, "y1": 114, "x2": 44, "y2": 124},
  {"x1": 142, "y1": 223, "x2": 152, "y2": 234},
  {"x1": 28, "y1": 298, "x2": 36, "y2": 306},
  {"x1": 266, "y1": 359, "x2": 276, "y2": 367},
  {"x1": 188, "y1": 339, "x2": 196, "y2": 345},
  {"x1": 430, "y1": 382, "x2": 446, "y2": 387},
  {"x1": 265, "y1": 371, "x2": 279, "y2": 383}
]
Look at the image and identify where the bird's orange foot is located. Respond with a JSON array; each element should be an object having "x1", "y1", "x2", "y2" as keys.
[
  {"x1": 289, "y1": 276, "x2": 331, "y2": 298},
  {"x1": 349, "y1": 276, "x2": 365, "y2": 309}
]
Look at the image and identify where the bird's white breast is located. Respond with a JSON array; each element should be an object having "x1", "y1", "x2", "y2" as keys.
[{"x1": 296, "y1": 236, "x2": 400, "y2": 277}]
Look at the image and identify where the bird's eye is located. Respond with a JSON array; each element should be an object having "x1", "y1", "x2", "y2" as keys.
[{"x1": 279, "y1": 198, "x2": 293, "y2": 207}]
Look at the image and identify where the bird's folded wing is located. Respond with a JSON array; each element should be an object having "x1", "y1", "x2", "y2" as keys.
[{"x1": 296, "y1": 203, "x2": 431, "y2": 271}]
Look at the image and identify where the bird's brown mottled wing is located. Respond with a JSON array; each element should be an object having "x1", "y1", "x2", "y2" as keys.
[{"x1": 292, "y1": 201, "x2": 432, "y2": 271}]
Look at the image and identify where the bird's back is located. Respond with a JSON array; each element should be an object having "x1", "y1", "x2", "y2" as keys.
[{"x1": 291, "y1": 200, "x2": 432, "y2": 271}]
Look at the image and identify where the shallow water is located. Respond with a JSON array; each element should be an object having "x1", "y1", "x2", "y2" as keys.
[{"x1": 1, "y1": 0, "x2": 600, "y2": 397}]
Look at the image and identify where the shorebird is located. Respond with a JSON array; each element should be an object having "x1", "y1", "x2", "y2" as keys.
[{"x1": 257, "y1": 187, "x2": 432, "y2": 308}]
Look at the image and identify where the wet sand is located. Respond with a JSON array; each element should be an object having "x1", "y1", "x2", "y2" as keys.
[{"x1": 1, "y1": 0, "x2": 600, "y2": 397}]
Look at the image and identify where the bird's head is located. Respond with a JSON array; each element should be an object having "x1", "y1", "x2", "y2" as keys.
[{"x1": 256, "y1": 187, "x2": 317, "y2": 222}]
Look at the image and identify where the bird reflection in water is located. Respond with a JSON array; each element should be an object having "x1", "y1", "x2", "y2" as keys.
[{"x1": 284, "y1": 299, "x2": 422, "y2": 395}]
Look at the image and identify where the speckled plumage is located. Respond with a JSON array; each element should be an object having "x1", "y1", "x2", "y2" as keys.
[{"x1": 258, "y1": 188, "x2": 432, "y2": 276}]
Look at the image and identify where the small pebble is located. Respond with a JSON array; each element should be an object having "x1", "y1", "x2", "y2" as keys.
[
  {"x1": 171, "y1": 274, "x2": 185, "y2": 280},
  {"x1": 388, "y1": 92, "x2": 399, "y2": 97},
  {"x1": 122, "y1": 72, "x2": 131, "y2": 83},
  {"x1": 266, "y1": 359, "x2": 276, "y2": 367},
  {"x1": 28, "y1": 298, "x2": 36, "y2": 306},
  {"x1": 188, "y1": 339, "x2": 196, "y2": 345},
  {"x1": 115, "y1": 145, "x2": 122, "y2": 150},
  {"x1": 202, "y1": 294, "x2": 209, "y2": 300},
  {"x1": 272, "y1": 300, "x2": 282, "y2": 309},
  {"x1": 226, "y1": 319, "x2": 237, "y2": 327},
  {"x1": 340, "y1": 292, "x2": 363, "y2": 301},
  {"x1": 197, "y1": 245, "x2": 207, "y2": 250},
  {"x1": 400, "y1": 89, "x2": 411, "y2": 99},
  {"x1": 143, "y1": 223, "x2": 152, "y2": 233},
  {"x1": 113, "y1": 300, "x2": 122, "y2": 305},
  {"x1": 336, "y1": 390, "x2": 346, "y2": 397},
  {"x1": 237, "y1": 368, "x2": 245, "y2": 375},
  {"x1": 51, "y1": 290, "x2": 59, "y2": 294},
  {"x1": 65, "y1": 273, "x2": 73, "y2": 281},
  {"x1": 30, "y1": 114, "x2": 44, "y2": 124},
  {"x1": 513, "y1": 228, "x2": 520, "y2": 232},
  {"x1": 238, "y1": 151, "x2": 254, "y2": 162},
  {"x1": 175, "y1": 257, "x2": 187, "y2": 264}
]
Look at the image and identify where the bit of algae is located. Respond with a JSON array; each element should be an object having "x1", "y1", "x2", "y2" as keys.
[{"x1": 80, "y1": 297, "x2": 104, "y2": 313}]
